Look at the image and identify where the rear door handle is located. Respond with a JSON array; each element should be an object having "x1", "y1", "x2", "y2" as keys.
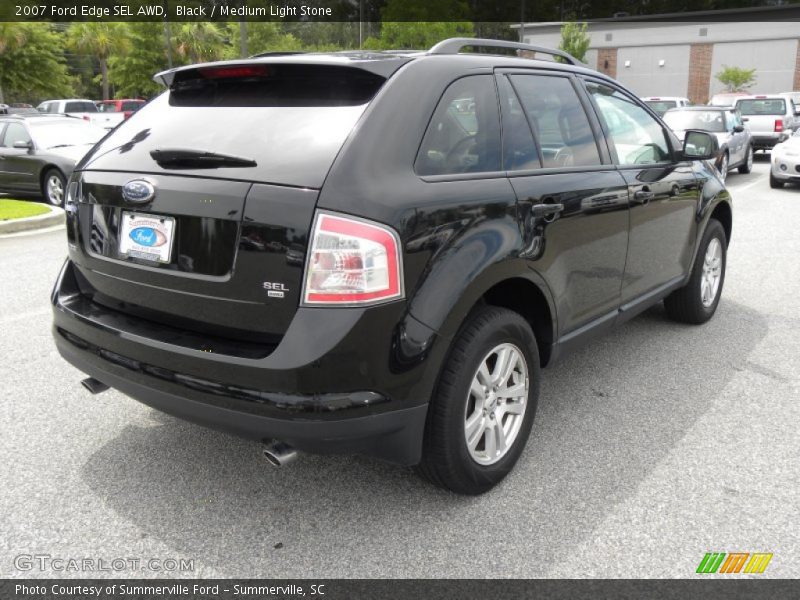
[
  {"x1": 531, "y1": 203, "x2": 564, "y2": 218},
  {"x1": 633, "y1": 190, "x2": 654, "y2": 205}
]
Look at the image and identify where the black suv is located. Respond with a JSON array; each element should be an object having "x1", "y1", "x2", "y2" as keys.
[{"x1": 52, "y1": 39, "x2": 731, "y2": 494}]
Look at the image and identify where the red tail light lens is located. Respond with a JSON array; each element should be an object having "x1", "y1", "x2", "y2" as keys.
[
  {"x1": 303, "y1": 212, "x2": 403, "y2": 306},
  {"x1": 199, "y1": 66, "x2": 271, "y2": 79},
  {"x1": 775, "y1": 119, "x2": 784, "y2": 132},
  {"x1": 82, "y1": 115, "x2": 90, "y2": 121}
]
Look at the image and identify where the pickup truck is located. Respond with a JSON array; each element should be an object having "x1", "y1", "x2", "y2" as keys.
[
  {"x1": 36, "y1": 99, "x2": 121, "y2": 130},
  {"x1": 733, "y1": 94, "x2": 800, "y2": 151}
]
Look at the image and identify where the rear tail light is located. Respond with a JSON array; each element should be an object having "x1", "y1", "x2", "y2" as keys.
[
  {"x1": 303, "y1": 212, "x2": 403, "y2": 306},
  {"x1": 82, "y1": 115, "x2": 90, "y2": 121},
  {"x1": 775, "y1": 119, "x2": 784, "y2": 133}
]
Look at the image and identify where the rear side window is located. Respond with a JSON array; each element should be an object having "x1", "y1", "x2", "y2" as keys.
[
  {"x1": 415, "y1": 75, "x2": 502, "y2": 176},
  {"x1": 510, "y1": 74, "x2": 601, "y2": 168},
  {"x1": 497, "y1": 75, "x2": 540, "y2": 171},
  {"x1": 585, "y1": 82, "x2": 671, "y2": 166},
  {"x1": 65, "y1": 101, "x2": 98, "y2": 113}
]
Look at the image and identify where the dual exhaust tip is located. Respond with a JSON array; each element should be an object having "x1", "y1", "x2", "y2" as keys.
[{"x1": 80, "y1": 377, "x2": 297, "y2": 466}]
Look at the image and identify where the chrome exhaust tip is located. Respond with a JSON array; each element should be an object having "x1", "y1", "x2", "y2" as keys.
[
  {"x1": 262, "y1": 440, "x2": 297, "y2": 467},
  {"x1": 81, "y1": 377, "x2": 109, "y2": 395}
]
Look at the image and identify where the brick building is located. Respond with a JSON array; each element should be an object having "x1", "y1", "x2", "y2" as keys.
[{"x1": 514, "y1": 6, "x2": 800, "y2": 104}]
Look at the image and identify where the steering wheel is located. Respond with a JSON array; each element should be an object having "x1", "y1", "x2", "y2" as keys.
[{"x1": 445, "y1": 135, "x2": 479, "y2": 172}]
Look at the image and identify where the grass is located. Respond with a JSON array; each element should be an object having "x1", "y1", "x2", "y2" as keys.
[{"x1": 0, "y1": 199, "x2": 50, "y2": 221}]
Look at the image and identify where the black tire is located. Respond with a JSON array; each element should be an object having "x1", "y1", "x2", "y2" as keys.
[
  {"x1": 42, "y1": 168, "x2": 66, "y2": 207},
  {"x1": 738, "y1": 145, "x2": 753, "y2": 174},
  {"x1": 415, "y1": 306, "x2": 540, "y2": 495},
  {"x1": 769, "y1": 171, "x2": 784, "y2": 189},
  {"x1": 664, "y1": 219, "x2": 726, "y2": 325}
]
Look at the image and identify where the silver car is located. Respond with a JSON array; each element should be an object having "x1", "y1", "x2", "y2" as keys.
[
  {"x1": 663, "y1": 106, "x2": 753, "y2": 182},
  {"x1": 770, "y1": 128, "x2": 800, "y2": 188}
]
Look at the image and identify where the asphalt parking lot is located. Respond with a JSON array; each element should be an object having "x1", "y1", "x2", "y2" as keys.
[{"x1": 1, "y1": 156, "x2": 798, "y2": 579}]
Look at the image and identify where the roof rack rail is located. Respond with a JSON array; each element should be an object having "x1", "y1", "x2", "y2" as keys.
[{"x1": 428, "y1": 38, "x2": 582, "y2": 66}]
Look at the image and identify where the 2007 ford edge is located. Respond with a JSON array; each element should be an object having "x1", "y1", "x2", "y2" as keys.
[{"x1": 52, "y1": 39, "x2": 731, "y2": 494}]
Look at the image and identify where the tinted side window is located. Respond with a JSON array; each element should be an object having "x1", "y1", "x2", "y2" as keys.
[
  {"x1": 121, "y1": 101, "x2": 142, "y2": 112},
  {"x1": 2, "y1": 123, "x2": 31, "y2": 147},
  {"x1": 585, "y1": 81, "x2": 671, "y2": 165},
  {"x1": 415, "y1": 75, "x2": 501, "y2": 176},
  {"x1": 497, "y1": 75, "x2": 540, "y2": 171},
  {"x1": 65, "y1": 102, "x2": 97, "y2": 113},
  {"x1": 510, "y1": 74, "x2": 601, "y2": 168}
]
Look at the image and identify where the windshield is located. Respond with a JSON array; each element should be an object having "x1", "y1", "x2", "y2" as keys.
[
  {"x1": 736, "y1": 98, "x2": 786, "y2": 116},
  {"x1": 645, "y1": 100, "x2": 677, "y2": 117},
  {"x1": 663, "y1": 110, "x2": 726, "y2": 132},
  {"x1": 30, "y1": 120, "x2": 106, "y2": 149}
]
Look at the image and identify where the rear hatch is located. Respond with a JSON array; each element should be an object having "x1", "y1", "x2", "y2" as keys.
[
  {"x1": 735, "y1": 97, "x2": 788, "y2": 135},
  {"x1": 69, "y1": 62, "x2": 389, "y2": 348}
]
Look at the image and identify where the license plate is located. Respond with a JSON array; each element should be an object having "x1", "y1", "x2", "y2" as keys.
[{"x1": 119, "y1": 212, "x2": 175, "y2": 264}]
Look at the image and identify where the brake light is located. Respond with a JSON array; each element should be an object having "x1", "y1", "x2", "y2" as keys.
[
  {"x1": 303, "y1": 212, "x2": 403, "y2": 305},
  {"x1": 82, "y1": 115, "x2": 90, "y2": 121},
  {"x1": 199, "y1": 65, "x2": 271, "y2": 79},
  {"x1": 775, "y1": 119, "x2": 784, "y2": 133}
]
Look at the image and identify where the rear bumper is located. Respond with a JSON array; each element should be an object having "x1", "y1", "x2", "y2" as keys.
[
  {"x1": 52, "y1": 260, "x2": 441, "y2": 465},
  {"x1": 752, "y1": 133, "x2": 788, "y2": 149}
]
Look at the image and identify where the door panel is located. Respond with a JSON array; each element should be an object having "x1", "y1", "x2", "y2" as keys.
[
  {"x1": 498, "y1": 71, "x2": 629, "y2": 335},
  {"x1": 0, "y1": 123, "x2": 37, "y2": 191},
  {"x1": 582, "y1": 78, "x2": 700, "y2": 303}
]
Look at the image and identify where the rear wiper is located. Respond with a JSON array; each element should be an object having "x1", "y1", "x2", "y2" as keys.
[{"x1": 149, "y1": 148, "x2": 257, "y2": 168}]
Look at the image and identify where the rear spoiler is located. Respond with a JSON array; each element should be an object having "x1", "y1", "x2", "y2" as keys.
[{"x1": 154, "y1": 55, "x2": 411, "y2": 88}]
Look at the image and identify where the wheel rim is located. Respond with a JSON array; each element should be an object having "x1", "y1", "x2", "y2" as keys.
[
  {"x1": 718, "y1": 155, "x2": 728, "y2": 181},
  {"x1": 700, "y1": 238, "x2": 723, "y2": 308},
  {"x1": 746, "y1": 147, "x2": 753, "y2": 170},
  {"x1": 464, "y1": 343, "x2": 529, "y2": 466},
  {"x1": 47, "y1": 175, "x2": 63, "y2": 205}
]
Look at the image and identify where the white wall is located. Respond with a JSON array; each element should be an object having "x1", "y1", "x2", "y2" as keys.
[
  {"x1": 709, "y1": 39, "x2": 797, "y2": 95},
  {"x1": 616, "y1": 45, "x2": 691, "y2": 96}
]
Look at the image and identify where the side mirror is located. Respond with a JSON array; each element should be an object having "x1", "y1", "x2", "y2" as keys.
[
  {"x1": 733, "y1": 124, "x2": 745, "y2": 133},
  {"x1": 682, "y1": 130, "x2": 720, "y2": 160},
  {"x1": 13, "y1": 140, "x2": 32, "y2": 150}
]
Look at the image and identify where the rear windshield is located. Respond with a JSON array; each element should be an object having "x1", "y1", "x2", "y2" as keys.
[
  {"x1": 663, "y1": 110, "x2": 726, "y2": 132},
  {"x1": 82, "y1": 65, "x2": 385, "y2": 188},
  {"x1": 65, "y1": 101, "x2": 98, "y2": 113},
  {"x1": 645, "y1": 100, "x2": 676, "y2": 116},
  {"x1": 736, "y1": 98, "x2": 786, "y2": 116}
]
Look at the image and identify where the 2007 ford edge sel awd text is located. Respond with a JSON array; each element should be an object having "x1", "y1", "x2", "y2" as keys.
[{"x1": 52, "y1": 39, "x2": 732, "y2": 494}]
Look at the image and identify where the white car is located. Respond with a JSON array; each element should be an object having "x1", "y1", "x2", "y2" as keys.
[
  {"x1": 641, "y1": 96, "x2": 691, "y2": 117},
  {"x1": 36, "y1": 99, "x2": 123, "y2": 130},
  {"x1": 770, "y1": 128, "x2": 800, "y2": 188}
]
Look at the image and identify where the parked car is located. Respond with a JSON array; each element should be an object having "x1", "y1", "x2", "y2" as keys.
[
  {"x1": 662, "y1": 106, "x2": 753, "y2": 181},
  {"x1": 0, "y1": 114, "x2": 106, "y2": 206},
  {"x1": 96, "y1": 98, "x2": 146, "y2": 122},
  {"x1": 36, "y1": 99, "x2": 119, "y2": 130},
  {"x1": 770, "y1": 128, "x2": 800, "y2": 188},
  {"x1": 778, "y1": 91, "x2": 800, "y2": 109},
  {"x1": 708, "y1": 92, "x2": 748, "y2": 107},
  {"x1": 733, "y1": 94, "x2": 800, "y2": 151},
  {"x1": 8, "y1": 103, "x2": 39, "y2": 115},
  {"x1": 51, "y1": 38, "x2": 731, "y2": 494},
  {"x1": 641, "y1": 96, "x2": 691, "y2": 117}
]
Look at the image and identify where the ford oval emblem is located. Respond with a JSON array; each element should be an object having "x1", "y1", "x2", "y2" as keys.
[
  {"x1": 129, "y1": 227, "x2": 166, "y2": 247},
  {"x1": 122, "y1": 179, "x2": 155, "y2": 204}
]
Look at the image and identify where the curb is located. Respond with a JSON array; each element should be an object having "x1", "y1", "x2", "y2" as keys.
[{"x1": 0, "y1": 204, "x2": 65, "y2": 235}]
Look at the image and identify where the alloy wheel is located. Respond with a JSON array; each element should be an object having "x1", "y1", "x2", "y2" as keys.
[
  {"x1": 701, "y1": 238, "x2": 723, "y2": 307},
  {"x1": 464, "y1": 343, "x2": 529, "y2": 466},
  {"x1": 46, "y1": 175, "x2": 64, "y2": 206}
]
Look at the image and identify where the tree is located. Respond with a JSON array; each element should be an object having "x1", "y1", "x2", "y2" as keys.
[
  {"x1": 716, "y1": 66, "x2": 757, "y2": 92},
  {"x1": 66, "y1": 23, "x2": 131, "y2": 100},
  {"x1": 0, "y1": 23, "x2": 29, "y2": 103},
  {"x1": 0, "y1": 24, "x2": 73, "y2": 104},
  {"x1": 108, "y1": 23, "x2": 172, "y2": 99},
  {"x1": 174, "y1": 23, "x2": 225, "y2": 64},
  {"x1": 558, "y1": 22, "x2": 591, "y2": 63},
  {"x1": 364, "y1": 22, "x2": 474, "y2": 50},
  {"x1": 223, "y1": 23, "x2": 302, "y2": 59}
]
